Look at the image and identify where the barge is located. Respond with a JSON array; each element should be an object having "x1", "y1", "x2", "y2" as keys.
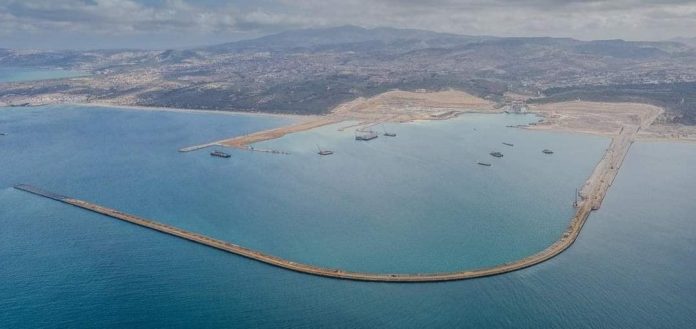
[{"x1": 355, "y1": 131, "x2": 379, "y2": 141}]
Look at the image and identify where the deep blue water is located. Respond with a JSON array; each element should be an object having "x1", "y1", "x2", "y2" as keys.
[
  {"x1": 0, "y1": 67, "x2": 86, "y2": 83},
  {"x1": 1, "y1": 105, "x2": 695, "y2": 328}
]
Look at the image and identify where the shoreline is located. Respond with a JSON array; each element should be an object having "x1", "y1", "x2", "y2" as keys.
[
  {"x1": 0, "y1": 101, "x2": 316, "y2": 121},
  {"x1": 5, "y1": 100, "x2": 693, "y2": 145},
  {"x1": 69, "y1": 102, "x2": 316, "y2": 120},
  {"x1": 525, "y1": 120, "x2": 696, "y2": 144}
]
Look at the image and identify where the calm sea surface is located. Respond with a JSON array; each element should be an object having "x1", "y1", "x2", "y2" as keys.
[
  {"x1": 0, "y1": 67, "x2": 86, "y2": 83},
  {"x1": 1, "y1": 105, "x2": 694, "y2": 328}
]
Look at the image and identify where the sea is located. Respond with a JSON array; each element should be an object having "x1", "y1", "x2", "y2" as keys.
[
  {"x1": 1, "y1": 104, "x2": 694, "y2": 328},
  {"x1": 0, "y1": 67, "x2": 86, "y2": 83}
]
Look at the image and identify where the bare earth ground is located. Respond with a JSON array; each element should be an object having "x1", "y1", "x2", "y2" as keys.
[
  {"x1": 6, "y1": 88, "x2": 693, "y2": 147},
  {"x1": 215, "y1": 89, "x2": 497, "y2": 149},
  {"x1": 189, "y1": 91, "x2": 696, "y2": 151},
  {"x1": 218, "y1": 117, "x2": 339, "y2": 148},
  {"x1": 528, "y1": 101, "x2": 664, "y2": 136},
  {"x1": 332, "y1": 90, "x2": 495, "y2": 123},
  {"x1": 638, "y1": 124, "x2": 696, "y2": 142},
  {"x1": 528, "y1": 101, "x2": 696, "y2": 142}
]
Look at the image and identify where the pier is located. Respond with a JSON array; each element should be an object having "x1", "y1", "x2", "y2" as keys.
[
  {"x1": 178, "y1": 143, "x2": 218, "y2": 152},
  {"x1": 579, "y1": 126, "x2": 637, "y2": 210},
  {"x1": 179, "y1": 117, "x2": 338, "y2": 153},
  {"x1": 14, "y1": 129, "x2": 634, "y2": 282}
]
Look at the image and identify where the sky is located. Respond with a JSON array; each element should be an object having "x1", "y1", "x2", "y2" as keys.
[{"x1": 1, "y1": 0, "x2": 696, "y2": 49}]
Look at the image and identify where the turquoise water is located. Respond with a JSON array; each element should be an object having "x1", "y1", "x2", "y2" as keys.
[
  {"x1": 0, "y1": 67, "x2": 86, "y2": 83},
  {"x1": 1, "y1": 105, "x2": 695, "y2": 328},
  {"x1": 0, "y1": 105, "x2": 606, "y2": 273}
]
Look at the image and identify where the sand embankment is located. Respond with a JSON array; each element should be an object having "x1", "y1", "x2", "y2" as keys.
[
  {"x1": 528, "y1": 101, "x2": 663, "y2": 136},
  {"x1": 180, "y1": 89, "x2": 497, "y2": 151},
  {"x1": 218, "y1": 117, "x2": 340, "y2": 149}
]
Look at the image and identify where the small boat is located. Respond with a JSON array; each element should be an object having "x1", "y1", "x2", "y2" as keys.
[
  {"x1": 490, "y1": 151, "x2": 504, "y2": 158},
  {"x1": 382, "y1": 125, "x2": 396, "y2": 137},
  {"x1": 0, "y1": 133, "x2": 6, "y2": 136},
  {"x1": 478, "y1": 162, "x2": 492, "y2": 167},
  {"x1": 317, "y1": 145, "x2": 333, "y2": 156},
  {"x1": 210, "y1": 150, "x2": 231, "y2": 158},
  {"x1": 542, "y1": 149, "x2": 554, "y2": 154},
  {"x1": 502, "y1": 142, "x2": 514, "y2": 147}
]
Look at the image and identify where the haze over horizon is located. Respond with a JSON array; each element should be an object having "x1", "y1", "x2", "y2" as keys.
[{"x1": 1, "y1": 0, "x2": 696, "y2": 50}]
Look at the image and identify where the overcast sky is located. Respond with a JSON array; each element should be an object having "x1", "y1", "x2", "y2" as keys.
[{"x1": 1, "y1": 0, "x2": 696, "y2": 49}]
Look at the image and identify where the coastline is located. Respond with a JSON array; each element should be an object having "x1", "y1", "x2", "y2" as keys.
[
  {"x1": 179, "y1": 89, "x2": 499, "y2": 151},
  {"x1": 525, "y1": 118, "x2": 696, "y2": 144},
  {"x1": 7, "y1": 92, "x2": 690, "y2": 282},
  {"x1": 0, "y1": 96, "x2": 696, "y2": 149},
  {"x1": 69, "y1": 102, "x2": 317, "y2": 120}
]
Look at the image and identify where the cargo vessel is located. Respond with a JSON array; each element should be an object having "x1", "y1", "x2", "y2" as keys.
[{"x1": 210, "y1": 150, "x2": 231, "y2": 158}]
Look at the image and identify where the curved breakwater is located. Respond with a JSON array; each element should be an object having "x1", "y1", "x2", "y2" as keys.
[{"x1": 13, "y1": 125, "x2": 632, "y2": 282}]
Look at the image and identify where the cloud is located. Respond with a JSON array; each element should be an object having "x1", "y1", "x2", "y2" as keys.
[
  {"x1": 0, "y1": 0, "x2": 241, "y2": 34},
  {"x1": 273, "y1": 0, "x2": 696, "y2": 40},
  {"x1": 1, "y1": 0, "x2": 695, "y2": 48}
]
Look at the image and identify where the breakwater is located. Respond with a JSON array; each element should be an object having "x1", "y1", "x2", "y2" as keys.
[{"x1": 14, "y1": 127, "x2": 634, "y2": 282}]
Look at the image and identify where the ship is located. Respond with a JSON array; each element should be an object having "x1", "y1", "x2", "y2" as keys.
[
  {"x1": 490, "y1": 151, "x2": 504, "y2": 158},
  {"x1": 502, "y1": 142, "x2": 514, "y2": 147},
  {"x1": 317, "y1": 145, "x2": 333, "y2": 156},
  {"x1": 355, "y1": 131, "x2": 378, "y2": 141},
  {"x1": 542, "y1": 149, "x2": 554, "y2": 154},
  {"x1": 477, "y1": 162, "x2": 492, "y2": 167},
  {"x1": 210, "y1": 150, "x2": 231, "y2": 158}
]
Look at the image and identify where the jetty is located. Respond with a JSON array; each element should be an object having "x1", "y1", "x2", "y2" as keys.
[
  {"x1": 179, "y1": 117, "x2": 338, "y2": 152},
  {"x1": 580, "y1": 125, "x2": 637, "y2": 210},
  {"x1": 14, "y1": 128, "x2": 635, "y2": 282},
  {"x1": 179, "y1": 143, "x2": 217, "y2": 152}
]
